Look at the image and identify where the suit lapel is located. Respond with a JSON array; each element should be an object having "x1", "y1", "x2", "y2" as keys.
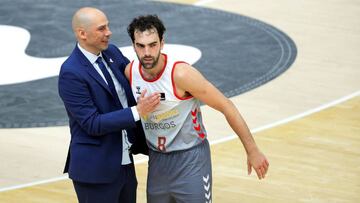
[
  {"x1": 74, "y1": 46, "x2": 113, "y2": 95},
  {"x1": 102, "y1": 53, "x2": 136, "y2": 105}
]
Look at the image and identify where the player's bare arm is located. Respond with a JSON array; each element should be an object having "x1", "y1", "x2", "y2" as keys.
[
  {"x1": 124, "y1": 63, "x2": 131, "y2": 81},
  {"x1": 173, "y1": 63, "x2": 269, "y2": 179}
]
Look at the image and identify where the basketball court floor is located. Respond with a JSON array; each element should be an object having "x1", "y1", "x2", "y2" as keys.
[{"x1": 0, "y1": 0, "x2": 359, "y2": 202}]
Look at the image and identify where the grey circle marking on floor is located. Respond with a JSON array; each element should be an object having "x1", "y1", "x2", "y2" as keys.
[{"x1": 0, "y1": 0, "x2": 297, "y2": 128}]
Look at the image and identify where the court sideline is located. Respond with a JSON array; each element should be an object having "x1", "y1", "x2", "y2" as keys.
[{"x1": 0, "y1": 0, "x2": 359, "y2": 202}]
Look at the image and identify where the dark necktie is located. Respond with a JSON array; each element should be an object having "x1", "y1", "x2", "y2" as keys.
[{"x1": 96, "y1": 57, "x2": 121, "y2": 106}]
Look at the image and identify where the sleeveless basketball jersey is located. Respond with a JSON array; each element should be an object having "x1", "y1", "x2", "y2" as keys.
[{"x1": 130, "y1": 54, "x2": 207, "y2": 152}]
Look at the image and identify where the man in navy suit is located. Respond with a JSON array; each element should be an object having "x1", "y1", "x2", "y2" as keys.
[{"x1": 58, "y1": 7, "x2": 160, "y2": 203}]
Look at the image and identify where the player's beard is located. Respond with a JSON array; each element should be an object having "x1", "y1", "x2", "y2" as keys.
[{"x1": 139, "y1": 51, "x2": 161, "y2": 70}]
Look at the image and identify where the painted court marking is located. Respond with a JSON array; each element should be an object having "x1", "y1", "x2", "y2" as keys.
[
  {"x1": 0, "y1": 25, "x2": 201, "y2": 85},
  {"x1": 0, "y1": 90, "x2": 358, "y2": 192},
  {"x1": 195, "y1": 0, "x2": 217, "y2": 6}
]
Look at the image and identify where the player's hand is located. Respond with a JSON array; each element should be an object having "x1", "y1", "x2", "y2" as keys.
[
  {"x1": 247, "y1": 149, "x2": 269, "y2": 180},
  {"x1": 136, "y1": 89, "x2": 160, "y2": 117}
]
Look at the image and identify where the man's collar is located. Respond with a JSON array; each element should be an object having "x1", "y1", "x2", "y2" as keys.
[{"x1": 77, "y1": 43, "x2": 102, "y2": 65}]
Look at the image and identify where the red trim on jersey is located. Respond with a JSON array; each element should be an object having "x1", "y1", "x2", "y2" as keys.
[
  {"x1": 129, "y1": 60, "x2": 134, "y2": 86},
  {"x1": 198, "y1": 133, "x2": 205, "y2": 139},
  {"x1": 191, "y1": 109, "x2": 197, "y2": 117},
  {"x1": 194, "y1": 123, "x2": 201, "y2": 131},
  {"x1": 171, "y1": 61, "x2": 194, "y2": 100},
  {"x1": 191, "y1": 107, "x2": 205, "y2": 139},
  {"x1": 139, "y1": 54, "x2": 168, "y2": 82}
]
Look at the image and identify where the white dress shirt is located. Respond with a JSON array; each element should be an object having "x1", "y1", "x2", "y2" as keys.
[{"x1": 78, "y1": 44, "x2": 139, "y2": 165}]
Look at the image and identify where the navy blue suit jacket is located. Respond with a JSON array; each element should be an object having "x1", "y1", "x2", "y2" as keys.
[{"x1": 58, "y1": 44, "x2": 148, "y2": 183}]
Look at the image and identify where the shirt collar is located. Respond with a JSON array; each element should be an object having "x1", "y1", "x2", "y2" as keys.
[{"x1": 77, "y1": 43, "x2": 103, "y2": 65}]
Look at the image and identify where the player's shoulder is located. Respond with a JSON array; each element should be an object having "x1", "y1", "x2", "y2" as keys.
[
  {"x1": 172, "y1": 63, "x2": 204, "y2": 87},
  {"x1": 173, "y1": 61, "x2": 199, "y2": 74},
  {"x1": 172, "y1": 62, "x2": 190, "y2": 77}
]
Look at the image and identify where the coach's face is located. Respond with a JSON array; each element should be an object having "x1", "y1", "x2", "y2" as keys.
[{"x1": 79, "y1": 10, "x2": 112, "y2": 55}]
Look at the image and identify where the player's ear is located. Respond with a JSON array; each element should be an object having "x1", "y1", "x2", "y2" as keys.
[{"x1": 160, "y1": 38, "x2": 164, "y2": 50}]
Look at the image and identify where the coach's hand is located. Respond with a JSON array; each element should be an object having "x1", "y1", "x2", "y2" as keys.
[{"x1": 136, "y1": 89, "x2": 160, "y2": 118}]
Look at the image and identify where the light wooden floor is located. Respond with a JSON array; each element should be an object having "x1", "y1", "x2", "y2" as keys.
[
  {"x1": 1, "y1": 95, "x2": 359, "y2": 202},
  {"x1": 1, "y1": 0, "x2": 360, "y2": 202}
]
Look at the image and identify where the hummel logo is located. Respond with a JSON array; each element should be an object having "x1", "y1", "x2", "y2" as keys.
[
  {"x1": 203, "y1": 174, "x2": 209, "y2": 183},
  {"x1": 203, "y1": 174, "x2": 211, "y2": 202},
  {"x1": 205, "y1": 192, "x2": 211, "y2": 200},
  {"x1": 204, "y1": 182, "x2": 210, "y2": 191},
  {"x1": 136, "y1": 86, "x2": 141, "y2": 94}
]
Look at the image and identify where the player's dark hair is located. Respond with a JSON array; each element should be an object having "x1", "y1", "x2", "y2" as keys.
[{"x1": 127, "y1": 14, "x2": 166, "y2": 42}]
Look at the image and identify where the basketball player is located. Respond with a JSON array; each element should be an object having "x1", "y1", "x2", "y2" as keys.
[{"x1": 124, "y1": 15, "x2": 269, "y2": 203}]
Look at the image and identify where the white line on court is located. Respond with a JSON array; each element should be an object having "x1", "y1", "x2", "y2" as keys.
[
  {"x1": 194, "y1": 0, "x2": 217, "y2": 6},
  {"x1": 0, "y1": 176, "x2": 68, "y2": 192},
  {"x1": 211, "y1": 90, "x2": 360, "y2": 145},
  {"x1": 0, "y1": 0, "x2": 219, "y2": 193},
  {"x1": 0, "y1": 90, "x2": 358, "y2": 192}
]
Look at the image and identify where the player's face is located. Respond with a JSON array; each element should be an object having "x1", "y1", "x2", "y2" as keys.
[
  {"x1": 133, "y1": 28, "x2": 164, "y2": 70},
  {"x1": 82, "y1": 12, "x2": 112, "y2": 55}
]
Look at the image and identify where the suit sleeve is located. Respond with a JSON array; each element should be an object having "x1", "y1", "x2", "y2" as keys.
[
  {"x1": 112, "y1": 45, "x2": 130, "y2": 71},
  {"x1": 58, "y1": 69, "x2": 136, "y2": 136}
]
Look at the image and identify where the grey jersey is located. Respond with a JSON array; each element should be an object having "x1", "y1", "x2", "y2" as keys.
[{"x1": 130, "y1": 54, "x2": 207, "y2": 152}]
